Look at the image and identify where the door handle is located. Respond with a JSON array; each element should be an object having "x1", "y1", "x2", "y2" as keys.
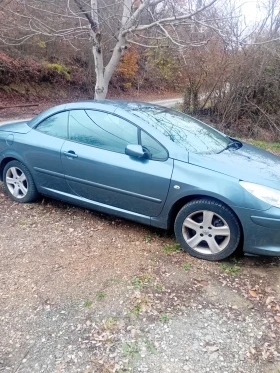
[{"x1": 63, "y1": 151, "x2": 78, "y2": 159}]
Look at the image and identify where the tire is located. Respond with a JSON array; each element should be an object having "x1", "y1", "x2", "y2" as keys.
[
  {"x1": 174, "y1": 198, "x2": 241, "y2": 261},
  {"x1": 3, "y1": 160, "x2": 39, "y2": 203}
]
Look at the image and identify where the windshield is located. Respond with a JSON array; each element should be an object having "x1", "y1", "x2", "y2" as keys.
[{"x1": 131, "y1": 106, "x2": 229, "y2": 154}]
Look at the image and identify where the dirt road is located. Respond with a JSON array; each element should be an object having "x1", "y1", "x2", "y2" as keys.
[
  {"x1": 0, "y1": 182, "x2": 280, "y2": 373},
  {"x1": 0, "y1": 98, "x2": 183, "y2": 126}
]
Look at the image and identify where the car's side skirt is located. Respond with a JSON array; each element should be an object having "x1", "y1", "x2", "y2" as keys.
[
  {"x1": 40, "y1": 187, "x2": 152, "y2": 226},
  {"x1": 35, "y1": 166, "x2": 162, "y2": 203}
]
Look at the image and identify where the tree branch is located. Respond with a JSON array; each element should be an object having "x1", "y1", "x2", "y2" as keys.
[
  {"x1": 126, "y1": 0, "x2": 219, "y2": 33},
  {"x1": 74, "y1": 0, "x2": 98, "y2": 32}
]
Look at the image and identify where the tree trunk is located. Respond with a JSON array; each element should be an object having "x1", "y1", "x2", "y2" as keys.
[
  {"x1": 93, "y1": 35, "x2": 126, "y2": 100},
  {"x1": 183, "y1": 85, "x2": 192, "y2": 113},
  {"x1": 94, "y1": 71, "x2": 108, "y2": 100},
  {"x1": 192, "y1": 90, "x2": 199, "y2": 114},
  {"x1": 92, "y1": 44, "x2": 108, "y2": 100},
  {"x1": 94, "y1": 75, "x2": 108, "y2": 100}
]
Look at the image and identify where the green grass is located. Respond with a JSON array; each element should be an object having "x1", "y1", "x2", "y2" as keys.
[
  {"x1": 244, "y1": 139, "x2": 280, "y2": 153},
  {"x1": 132, "y1": 274, "x2": 154, "y2": 289},
  {"x1": 102, "y1": 317, "x2": 117, "y2": 330},
  {"x1": 155, "y1": 283, "x2": 163, "y2": 292},
  {"x1": 181, "y1": 263, "x2": 191, "y2": 271},
  {"x1": 251, "y1": 140, "x2": 280, "y2": 150},
  {"x1": 144, "y1": 338, "x2": 158, "y2": 354},
  {"x1": 145, "y1": 235, "x2": 151, "y2": 243},
  {"x1": 131, "y1": 304, "x2": 141, "y2": 315},
  {"x1": 163, "y1": 243, "x2": 182, "y2": 254},
  {"x1": 96, "y1": 291, "x2": 107, "y2": 300},
  {"x1": 83, "y1": 299, "x2": 93, "y2": 308},
  {"x1": 219, "y1": 263, "x2": 241, "y2": 276},
  {"x1": 122, "y1": 341, "x2": 141, "y2": 365},
  {"x1": 159, "y1": 313, "x2": 172, "y2": 323}
]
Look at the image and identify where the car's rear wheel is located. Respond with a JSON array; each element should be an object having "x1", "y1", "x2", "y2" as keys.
[
  {"x1": 3, "y1": 160, "x2": 39, "y2": 203},
  {"x1": 174, "y1": 198, "x2": 241, "y2": 261}
]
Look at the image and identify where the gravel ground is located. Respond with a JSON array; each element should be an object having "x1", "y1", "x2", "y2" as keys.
[{"x1": 1, "y1": 182, "x2": 280, "y2": 373}]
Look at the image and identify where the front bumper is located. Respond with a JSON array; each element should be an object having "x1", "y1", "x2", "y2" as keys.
[{"x1": 233, "y1": 205, "x2": 280, "y2": 256}]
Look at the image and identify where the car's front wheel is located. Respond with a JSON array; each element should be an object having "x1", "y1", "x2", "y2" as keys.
[
  {"x1": 3, "y1": 160, "x2": 39, "y2": 203},
  {"x1": 174, "y1": 198, "x2": 241, "y2": 261}
]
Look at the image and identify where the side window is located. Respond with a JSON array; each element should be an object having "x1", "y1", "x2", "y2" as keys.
[
  {"x1": 141, "y1": 131, "x2": 168, "y2": 161},
  {"x1": 69, "y1": 110, "x2": 138, "y2": 153},
  {"x1": 36, "y1": 111, "x2": 68, "y2": 139}
]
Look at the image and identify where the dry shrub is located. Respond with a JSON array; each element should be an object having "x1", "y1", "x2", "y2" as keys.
[{"x1": 116, "y1": 48, "x2": 139, "y2": 79}]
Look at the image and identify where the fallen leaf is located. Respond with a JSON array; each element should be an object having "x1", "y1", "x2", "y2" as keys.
[
  {"x1": 274, "y1": 316, "x2": 280, "y2": 323},
  {"x1": 207, "y1": 345, "x2": 219, "y2": 352},
  {"x1": 97, "y1": 226, "x2": 104, "y2": 230},
  {"x1": 265, "y1": 287, "x2": 274, "y2": 294},
  {"x1": 249, "y1": 289, "x2": 258, "y2": 297},
  {"x1": 266, "y1": 296, "x2": 275, "y2": 305},
  {"x1": 267, "y1": 331, "x2": 276, "y2": 339},
  {"x1": 250, "y1": 347, "x2": 256, "y2": 355}
]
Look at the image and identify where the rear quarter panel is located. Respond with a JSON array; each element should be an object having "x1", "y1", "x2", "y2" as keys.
[{"x1": 0, "y1": 129, "x2": 68, "y2": 194}]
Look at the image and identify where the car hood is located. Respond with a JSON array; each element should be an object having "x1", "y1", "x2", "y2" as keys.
[
  {"x1": 189, "y1": 142, "x2": 280, "y2": 189},
  {"x1": 0, "y1": 120, "x2": 32, "y2": 134}
]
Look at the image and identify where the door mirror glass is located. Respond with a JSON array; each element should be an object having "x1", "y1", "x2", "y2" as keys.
[
  {"x1": 141, "y1": 130, "x2": 168, "y2": 161},
  {"x1": 125, "y1": 144, "x2": 145, "y2": 158}
]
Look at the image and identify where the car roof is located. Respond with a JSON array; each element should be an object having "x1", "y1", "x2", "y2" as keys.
[
  {"x1": 28, "y1": 100, "x2": 166, "y2": 128},
  {"x1": 64, "y1": 100, "x2": 159, "y2": 110}
]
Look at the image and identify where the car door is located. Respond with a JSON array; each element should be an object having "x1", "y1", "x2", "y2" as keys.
[
  {"x1": 60, "y1": 109, "x2": 173, "y2": 217},
  {"x1": 22, "y1": 111, "x2": 69, "y2": 193}
]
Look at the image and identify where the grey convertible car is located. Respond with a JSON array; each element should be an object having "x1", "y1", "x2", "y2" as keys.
[{"x1": 1, "y1": 100, "x2": 280, "y2": 261}]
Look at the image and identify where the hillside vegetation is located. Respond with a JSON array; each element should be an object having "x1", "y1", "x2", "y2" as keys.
[
  {"x1": 1, "y1": 0, "x2": 280, "y2": 141},
  {"x1": 0, "y1": 47, "x2": 179, "y2": 103}
]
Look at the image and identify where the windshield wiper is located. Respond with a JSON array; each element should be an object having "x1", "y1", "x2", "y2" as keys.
[{"x1": 218, "y1": 138, "x2": 242, "y2": 154}]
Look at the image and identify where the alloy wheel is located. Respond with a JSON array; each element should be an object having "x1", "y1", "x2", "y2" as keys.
[
  {"x1": 182, "y1": 210, "x2": 230, "y2": 255},
  {"x1": 6, "y1": 167, "x2": 28, "y2": 199}
]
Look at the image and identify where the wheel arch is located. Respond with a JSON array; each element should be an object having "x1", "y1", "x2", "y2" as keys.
[
  {"x1": 0, "y1": 157, "x2": 22, "y2": 181},
  {"x1": 167, "y1": 194, "x2": 244, "y2": 249}
]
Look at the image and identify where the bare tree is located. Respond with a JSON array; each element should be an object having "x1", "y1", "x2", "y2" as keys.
[{"x1": 0, "y1": 0, "x2": 221, "y2": 99}]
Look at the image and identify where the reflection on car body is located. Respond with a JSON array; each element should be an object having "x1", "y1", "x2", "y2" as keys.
[{"x1": 1, "y1": 100, "x2": 280, "y2": 261}]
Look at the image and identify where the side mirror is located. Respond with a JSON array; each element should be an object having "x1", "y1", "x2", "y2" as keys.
[{"x1": 125, "y1": 144, "x2": 145, "y2": 158}]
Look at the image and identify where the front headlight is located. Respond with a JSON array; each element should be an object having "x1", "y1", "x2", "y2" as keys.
[{"x1": 240, "y1": 181, "x2": 280, "y2": 208}]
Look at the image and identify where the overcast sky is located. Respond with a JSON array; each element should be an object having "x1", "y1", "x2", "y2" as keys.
[{"x1": 240, "y1": 0, "x2": 261, "y2": 23}]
